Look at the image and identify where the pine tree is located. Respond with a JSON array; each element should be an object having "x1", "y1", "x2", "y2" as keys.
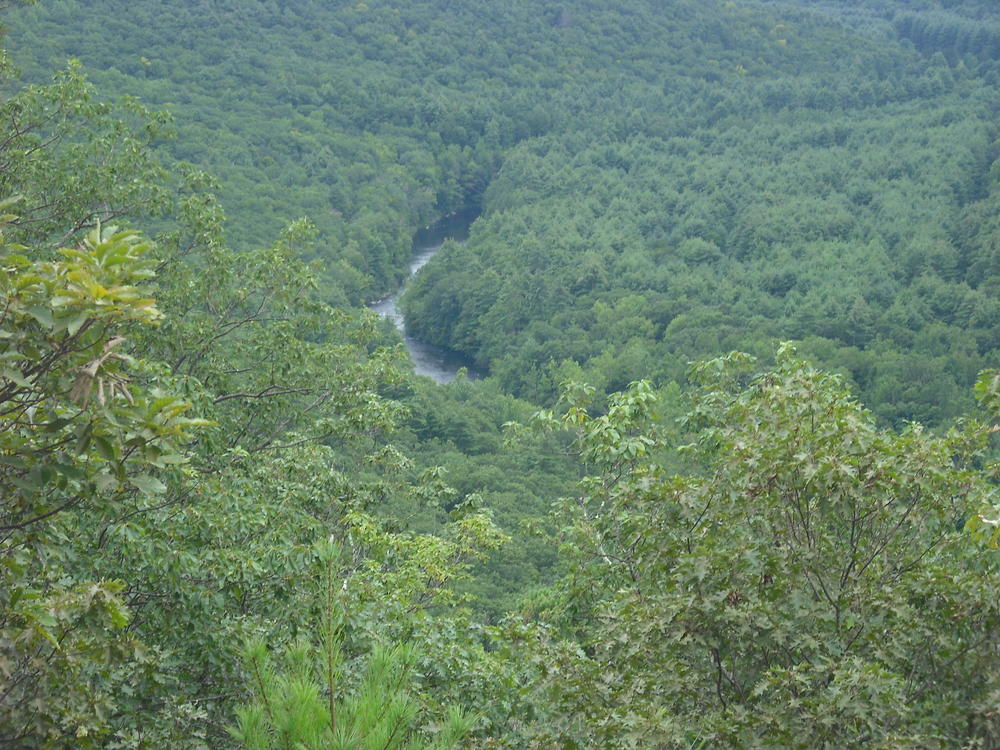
[{"x1": 229, "y1": 541, "x2": 473, "y2": 750}]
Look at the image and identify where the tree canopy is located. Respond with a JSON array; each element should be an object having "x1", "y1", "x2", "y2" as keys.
[{"x1": 1, "y1": 0, "x2": 999, "y2": 747}]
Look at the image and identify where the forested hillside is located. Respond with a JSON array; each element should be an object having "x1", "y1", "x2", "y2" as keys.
[
  {"x1": 2, "y1": 0, "x2": 1000, "y2": 747},
  {"x1": 752, "y1": 0, "x2": 1000, "y2": 59},
  {"x1": 11, "y1": 0, "x2": 1000, "y2": 424},
  {"x1": 398, "y1": 3, "x2": 1000, "y2": 423}
]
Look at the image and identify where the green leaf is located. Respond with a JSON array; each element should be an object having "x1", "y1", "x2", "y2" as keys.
[
  {"x1": 26, "y1": 305, "x2": 54, "y2": 328},
  {"x1": 93, "y1": 435, "x2": 117, "y2": 461},
  {"x1": 43, "y1": 417, "x2": 73, "y2": 433},
  {"x1": 130, "y1": 474, "x2": 166, "y2": 495},
  {"x1": 66, "y1": 312, "x2": 89, "y2": 336},
  {"x1": 75, "y1": 422, "x2": 94, "y2": 454},
  {"x1": 0, "y1": 455, "x2": 26, "y2": 469},
  {"x1": 1, "y1": 368, "x2": 32, "y2": 388},
  {"x1": 10, "y1": 475, "x2": 40, "y2": 492}
]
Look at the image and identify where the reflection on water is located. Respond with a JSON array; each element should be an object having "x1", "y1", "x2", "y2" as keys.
[{"x1": 371, "y1": 210, "x2": 482, "y2": 384}]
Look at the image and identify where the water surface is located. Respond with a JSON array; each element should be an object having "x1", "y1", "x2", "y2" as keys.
[{"x1": 371, "y1": 210, "x2": 482, "y2": 384}]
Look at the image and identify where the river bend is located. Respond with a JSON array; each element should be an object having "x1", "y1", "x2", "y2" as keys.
[{"x1": 371, "y1": 210, "x2": 481, "y2": 384}]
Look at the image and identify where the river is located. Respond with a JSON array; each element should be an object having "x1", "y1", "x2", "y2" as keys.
[{"x1": 371, "y1": 209, "x2": 482, "y2": 384}]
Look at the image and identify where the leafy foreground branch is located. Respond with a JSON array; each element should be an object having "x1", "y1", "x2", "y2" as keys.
[
  {"x1": 510, "y1": 347, "x2": 1000, "y2": 748},
  {"x1": 0, "y1": 220, "x2": 210, "y2": 746}
]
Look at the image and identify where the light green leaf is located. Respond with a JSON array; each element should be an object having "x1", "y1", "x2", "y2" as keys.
[{"x1": 130, "y1": 474, "x2": 166, "y2": 495}]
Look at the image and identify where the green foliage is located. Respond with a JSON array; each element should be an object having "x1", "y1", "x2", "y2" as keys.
[
  {"x1": 8, "y1": 0, "x2": 999, "y2": 424},
  {"x1": 0, "y1": 61, "x2": 173, "y2": 248},
  {"x1": 0, "y1": 38, "x2": 510, "y2": 745},
  {"x1": 230, "y1": 543, "x2": 473, "y2": 750},
  {"x1": 3, "y1": 2, "x2": 1000, "y2": 747},
  {"x1": 511, "y1": 350, "x2": 1000, "y2": 748},
  {"x1": 405, "y1": 86, "x2": 1000, "y2": 420},
  {"x1": 0, "y1": 219, "x2": 206, "y2": 745},
  {"x1": 967, "y1": 368, "x2": 1000, "y2": 548},
  {"x1": 386, "y1": 375, "x2": 579, "y2": 620},
  {"x1": 234, "y1": 638, "x2": 472, "y2": 750},
  {"x1": 0, "y1": 218, "x2": 206, "y2": 518},
  {"x1": 6, "y1": 0, "x2": 509, "y2": 298}
]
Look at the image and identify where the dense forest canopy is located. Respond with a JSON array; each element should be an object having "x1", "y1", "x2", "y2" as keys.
[
  {"x1": 11, "y1": 0, "x2": 998, "y2": 424},
  {"x1": 1, "y1": 0, "x2": 999, "y2": 747}
]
